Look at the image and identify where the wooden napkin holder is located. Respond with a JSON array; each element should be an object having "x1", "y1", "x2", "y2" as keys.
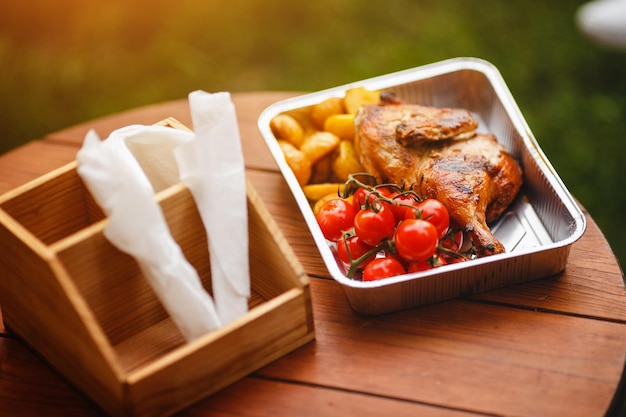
[{"x1": 0, "y1": 118, "x2": 314, "y2": 417}]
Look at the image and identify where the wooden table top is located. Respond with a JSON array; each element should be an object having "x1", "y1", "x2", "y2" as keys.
[{"x1": 1, "y1": 91, "x2": 625, "y2": 417}]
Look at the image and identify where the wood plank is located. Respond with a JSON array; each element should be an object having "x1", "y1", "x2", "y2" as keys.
[
  {"x1": 0, "y1": 140, "x2": 78, "y2": 195},
  {"x1": 0, "y1": 334, "x2": 478, "y2": 417},
  {"x1": 0, "y1": 338, "x2": 102, "y2": 416},
  {"x1": 185, "y1": 377, "x2": 479, "y2": 417},
  {"x1": 2, "y1": 277, "x2": 624, "y2": 417},
  {"x1": 470, "y1": 210, "x2": 626, "y2": 322},
  {"x1": 258, "y1": 278, "x2": 626, "y2": 417}
]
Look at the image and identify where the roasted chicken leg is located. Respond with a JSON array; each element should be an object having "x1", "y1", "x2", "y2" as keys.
[{"x1": 354, "y1": 102, "x2": 523, "y2": 256}]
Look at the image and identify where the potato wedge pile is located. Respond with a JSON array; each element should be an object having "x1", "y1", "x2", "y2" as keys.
[{"x1": 270, "y1": 87, "x2": 381, "y2": 208}]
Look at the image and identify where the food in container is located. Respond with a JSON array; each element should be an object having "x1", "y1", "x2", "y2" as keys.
[{"x1": 258, "y1": 57, "x2": 586, "y2": 315}]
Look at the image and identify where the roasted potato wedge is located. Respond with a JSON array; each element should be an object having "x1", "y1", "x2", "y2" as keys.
[
  {"x1": 270, "y1": 114, "x2": 304, "y2": 147},
  {"x1": 302, "y1": 182, "x2": 345, "y2": 201},
  {"x1": 344, "y1": 87, "x2": 381, "y2": 114},
  {"x1": 278, "y1": 140, "x2": 311, "y2": 186},
  {"x1": 332, "y1": 140, "x2": 364, "y2": 182},
  {"x1": 300, "y1": 131, "x2": 340, "y2": 164},
  {"x1": 310, "y1": 97, "x2": 345, "y2": 130},
  {"x1": 323, "y1": 113, "x2": 356, "y2": 140}
]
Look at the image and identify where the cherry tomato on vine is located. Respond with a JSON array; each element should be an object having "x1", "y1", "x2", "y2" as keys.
[
  {"x1": 383, "y1": 251, "x2": 411, "y2": 271},
  {"x1": 390, "y1": 194, "x2": 419, "y2": 222},
  {"x1": 394, "y1": 218, "x2": 439, "y2": 262},
  {"x1": 336, "y1": 235, "x2": 376, "y2": 269},
  {"x1": 362, "y1": 257, "x2": 406, "y2": 281},
  {"x1": 353, "y1": 205, "x2": 396, "y2": 246},
  {"x1": 316, "y1": 198, "x2": 356, "y2": 242},
  {"x1": 440, "y1": 223, "x2": 464, "y2": 253},
  {"x1": 373, "y1": 186, "x2": 395, "y2": 197},
  {"x1": 445, "y1": 255, "x2": 468, "y2": 265},
  {"x1": 439, "y1": 224, "x2": 468, "y2": 264},
  {"x1": 414, "y1": 199, "x2": 450, "y2": 239},
  {"x1": 407, "y1": 254, "x2": 447, "y2": 273},
  {"x1": 352, "y1": 188, "x2": 370, "y2": 212},
  {"x1": 352, "y1": 187, "x2": 393, "y2": 212}
]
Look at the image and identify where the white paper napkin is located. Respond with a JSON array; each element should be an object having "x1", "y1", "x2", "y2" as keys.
[
  {"x1": 76, "y1": 91, "x2": 250, "y2": 339},
  {"x1": 76, "y1": 125, "x2": 223, "y2": 342},
  {"x1": 175, "y1": 91, "x2": 250, "y2": 326}
]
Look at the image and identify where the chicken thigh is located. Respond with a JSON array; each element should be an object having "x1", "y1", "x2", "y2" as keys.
[{"x1": 354, "y1": 102, "x2": 523, "y2": 256}]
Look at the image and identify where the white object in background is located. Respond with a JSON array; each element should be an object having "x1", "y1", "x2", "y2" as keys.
[{"x1": 577, "y1": 0, "x2": 626, "y2": 50}]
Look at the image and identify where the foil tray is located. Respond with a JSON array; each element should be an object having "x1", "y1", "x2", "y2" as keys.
[{"x1": 257, "y1": 57, "x2": 586, "y2": 315}]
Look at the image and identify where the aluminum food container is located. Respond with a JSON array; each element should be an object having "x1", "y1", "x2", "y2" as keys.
[{"x1": 257, "y1": 57, "x2": 586, "y2": 315}]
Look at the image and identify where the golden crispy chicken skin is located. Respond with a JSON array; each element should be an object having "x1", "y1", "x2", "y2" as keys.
[
  {"x1": 354, "y1": 102, "x2": 523, "y2": 257},
  {"x1": 394, "y1": 105, "x2": 479, "y2": 146}
]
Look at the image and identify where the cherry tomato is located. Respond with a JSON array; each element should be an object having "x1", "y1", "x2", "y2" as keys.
[
  {"x1": 352, "y1": 187, "x2": 370, "y2": 212},
  {"x1": 415, "y1": 199, "x2": 450, "y2": 239},
  {"x1": 316, "y1": 198, "x2": 356, "y2": 242},
  {"x1": 439, "y1": 223, "x2": 467, "y2": 264},
  {"x1": 440, "y1": 223, "x2": 464, "y2": 253},
  {"x1": 445, "y1": 255, "x2": 468, "y2": 264},
  {"x1": 407, "y1": 254, "x2": 447, "y2": 273},
  {"x1": 336, "y1": 235, "x2": 376, "y2": 269},
  {"x1": 353, "y1": 205, "x2": 396, "y2": 246},
  {"x1": 352, "y1": 187, "x2": 393, "y2": 212},
  {"x1": 362, "y1": 257, "x2": 406, "y2": 281},
  {"x1": 381, "y1": 248, "x2": 411, "y2": 268},
  {"x1": 390, "y1": 194, "x2": 419, "y2": 223},
  {"x1": 394, "y1": 218, "x2": 439, "y2": 262}
]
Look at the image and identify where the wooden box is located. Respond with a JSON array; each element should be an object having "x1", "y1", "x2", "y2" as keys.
[{"x1": 0, "y1": 120, "x2": 315, "y2": 417}]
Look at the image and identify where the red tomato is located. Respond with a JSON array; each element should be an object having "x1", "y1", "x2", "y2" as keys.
[
  {"x1": 394, "y1": 218, "x2": 439, "y2": 262},
  {"x1": 415, "y1": 199, "x2": 450, "y2": 239},
  {"x1": 316, "y1": 198, "x2": 356, "y2": 242},
  {"x1": 390, "y1": 194, "x2": 419, "y2": 223},
  {"x1": 407, "y1": 254, "x2": 447, "y2": 273},
  {"x1": 336, "y1": 235, "x2": 376, "y2": 269},
  {"x1": 446, "y1": 255, "x2": 468, "y2": 264},
  {"x1": 353, "y1": 205, "x2": 396, "y2": 246},
  {"x1": 440, "y1": 223, "x2": 464, "y2": 253},
  {"x1": 439, "y1": 223, "x2": 468, "y2": 264},
  {"x1": 352, "y1": 188, "x2": 370, "y2": 212},
  {"x1": 362, "y1": 257, "x2": 406, "y2": 281},
  {"x1": 352, "y1": 187, "x2": 393, "y2": 212}
]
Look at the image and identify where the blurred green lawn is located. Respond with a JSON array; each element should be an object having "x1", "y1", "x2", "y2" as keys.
[{"x1": 1, "y1": 0, "x2": 625, "y2": 272}]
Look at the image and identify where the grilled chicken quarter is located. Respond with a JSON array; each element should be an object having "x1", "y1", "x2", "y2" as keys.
[{"x1": 354, "y1": 101, "x2": 523, "y2": 257}]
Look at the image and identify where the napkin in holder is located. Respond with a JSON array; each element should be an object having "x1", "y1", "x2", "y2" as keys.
[{"x1": 76, "y1": 91, "x2": 250, "y2": 342}]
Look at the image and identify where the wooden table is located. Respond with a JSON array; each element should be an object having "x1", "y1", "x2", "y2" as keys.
[{"x1": 1, "y1": 92, "x2": 625, "y2": 417}]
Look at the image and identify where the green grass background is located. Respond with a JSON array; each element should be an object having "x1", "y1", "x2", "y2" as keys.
[{"x1": 1, "y1": 0, "x2": 626, "y2": 415}]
